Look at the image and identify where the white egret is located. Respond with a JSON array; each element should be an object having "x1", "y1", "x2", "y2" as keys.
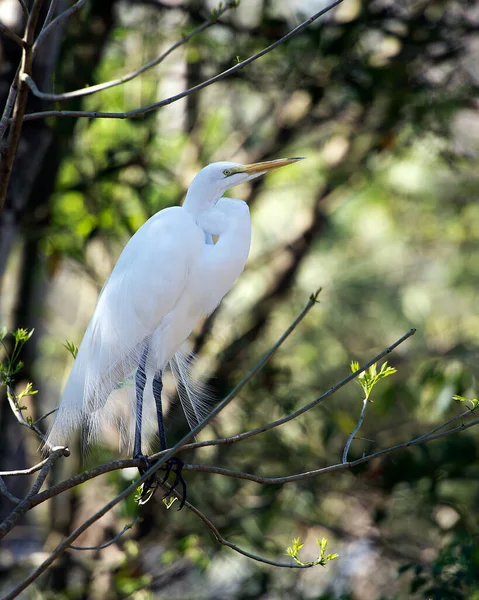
[{"x1": 46, "y1": 158, "x2": 302, "y2": 500}]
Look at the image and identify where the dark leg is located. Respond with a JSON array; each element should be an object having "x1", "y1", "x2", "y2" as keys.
[
  {"x1": 133, "y1": 345, "x2": 149, "y2": 461},
  {"x1": 152, "y1": 370, "x2": 186, "y2": 510},
  {"x1": 152, "y1": 371, "x2": 167, "y2": 451}
]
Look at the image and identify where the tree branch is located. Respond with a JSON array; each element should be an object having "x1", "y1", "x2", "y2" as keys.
[
  {"x1": 1, "y1": 294, "x2": 316, "y2": 596},
  {"x1": 182, "y1": 415, "x2": 479, "y2": 485},
  {"x1": 0, "y1": 23, "x2": 25, "y2": 48},
  {"x1": 25, "y1": 2, "x2": 236, "y2": 101},
  {"x1": 183, "y1": 496, "x2": 312, "y2": 569},
  {"x1": 0, "y1": 477, "x2": 20, "y2": 504},
  {"x1": 0, "y1": 0, "x2": 46, "y2": 210},
  {"x1": 32, "y1": 0, "x2": 86, "y2": 56},
  {"x1": 70, "y1": 517, "x2": 140, "y2": 551},
  {"x1": 342, "y1": 398, "x2": 369, "y2": 463},
  {"x1": 155, "y1": 329, "x2": 417, "y2": 457},
  {"x1": 21, "y1": 0, "x2": 346, "y2": 121}
]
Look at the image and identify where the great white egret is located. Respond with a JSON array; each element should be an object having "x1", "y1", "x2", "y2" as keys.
[{"x1": 46, "y1": 158, "x2": 302, "y2": 500}]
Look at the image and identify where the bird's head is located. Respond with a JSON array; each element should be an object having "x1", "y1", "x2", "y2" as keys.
[{"x1": 183, "y1": 157, "x2": 304, "y2": 212}]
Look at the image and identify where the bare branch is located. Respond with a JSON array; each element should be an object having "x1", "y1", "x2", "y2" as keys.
[
  {"x1": 0, "y1": 0, "x2": 46, "y2": 210},
  {"x1": 0, "y1": 454, "x2": 62, "y2": 477},
  {"x1": 0, "y1": 68, "x2": 19, "y2": 141},
  {"x1": 33, "y1": 407, "x2": 58, "y2": 426},
  {"x1": 32, "y1": 0, "x2": 86, "y2": 56},
  {"x1": 153, "y1": 329, "x2": 417, "y2": 457},
  {"x1": 1, "y1": 294, "x2": 316, "y2": 597},
  {"x1": 70, "y1": 517, "x2": 140, "y2": 551},
  {"x1": 40, "y1": 0, "x2": 59, "y2": 33},
  {"x1": 26, "y1": 2, "x2": 236, "y2": 101},
  {"x1": 17, "y1": 0, "x2": 29, "y2": 20},
  {"x1": 0, "y1": 448, "x2": 66, "y2": 543},
  {"x1": 0, "y1": 23, "x2": 25, "y2": 48},
  {"x1": 342, "y1": 398, "x2": 369, "y2": 463},
  {"x1": 183, "y1": 496, "x2": 312, "y2": 569},
  {"x1": 0, "y1": 477, "x2": 20, "y2": 504},
  {"x1": 182, "y1": 415, "x2": 479, "y2": 485},
  {"x1": 22, "y1": 0, "x2": 346, "y2": 121}
]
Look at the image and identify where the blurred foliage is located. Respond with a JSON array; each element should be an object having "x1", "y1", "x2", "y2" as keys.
[{"x1": 2, "y1": 0, "x2": 479, "y2": 598}]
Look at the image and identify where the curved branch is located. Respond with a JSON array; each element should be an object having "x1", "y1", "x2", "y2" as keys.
[
  {"x1": 1, "y1": 295, "x2": 316, "y2": 597},
  {"x1": 0, "y1": 477, "x2": 20, "y2": 504},
  {"x1": 70, "y1": 517, "x2": 140, "y2": 551},
  {"x1": 22, "y1": 0, "x2": 345, "y2": 121},
  {"x1": 183, "y1": 416, "x2": 479, "y2": 485},
  {"x1": 0, "y1": 23, "x2": 25, "y2": 48},
  {"x1": 26, "y1": 2, "x2": 235, "y2": 101},
  {"x1": 32, "y1": 0, "x2": 86, "y2": 56},
  {"x1": 153, "y1": 329, "x2": 417, "y2": 457},
  {"x1": 183, "y1": 496, "x2": 312, "y2": 568}
]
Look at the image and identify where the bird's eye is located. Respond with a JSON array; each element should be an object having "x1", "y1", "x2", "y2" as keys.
[{"x1": 223, "y1": 169, "x2": 232, "y2": 177}]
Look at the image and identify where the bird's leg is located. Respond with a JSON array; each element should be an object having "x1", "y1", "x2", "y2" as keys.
[
  {"x1": 152, "y1": 370, "x2": 187, "y2": 510},
  {"x1": 133, "y1": 345, "x2": 149, "y2": 466},
  {"x1": 152, "y1": 371, "x2": 167, "y2": 451}
]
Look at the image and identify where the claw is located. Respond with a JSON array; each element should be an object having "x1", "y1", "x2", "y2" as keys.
[
  {"x1": 161, "y1": 457, "x2": 186, "y2": 510},
  {"x1": 134, "y1": 454, "x2": 157, "y2": 501},
  {"x1": 134, "y1": 455, "x2": 187, "y2": 509}
]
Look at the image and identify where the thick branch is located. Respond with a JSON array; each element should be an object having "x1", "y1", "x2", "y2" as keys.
[{"x1": 0, "y1": 0, "x2": 45, "y2": 210}]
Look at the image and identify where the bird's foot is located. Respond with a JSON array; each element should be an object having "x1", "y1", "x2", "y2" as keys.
[
  {"x1": 161, "y1": 456, "x2": 186, "y2": 511},
  {"x1": 134, "y1": 453, "x2": 158, "y2": 503},
  {"x1": 134, "y1": 454, "x2": 186, "y2": 510}
]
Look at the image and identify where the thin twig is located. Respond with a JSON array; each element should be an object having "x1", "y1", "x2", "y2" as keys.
[
  {"x1": 410, "y1": 408, "x2": 475, "y2": 443},
  {"x1": 1, "y1": 294, "x2": 316, "y2": 598},
  {"x1": 22, "y1": 0, "x2": 345, "y2": 121},
  {"x1": 6, "y1": 383, "x2": 45, "y2": 441},
  {"x1": 26, "y1": 2, "x2": 235, "y2": 101},
  {"x1": 0, "y1": 449, "x2": 65, "y2": 544},
  {"x1": 70, "y1": 517, "x2": 140, "y2": 551},
  {"x1": 183, "y1": 496, "x2": 311, "y2": 568},
  {"x1": 33, "y1": 407, "x2": 58, "y2": 426},
  {"x1": 0, "y1": 23, "x2": 25, "y2": 48},
  {"x1": 183, "y1": 416, "x2": 479, "y2": 485},
  {"x1": 17, "y1": 0, "x2": 29, "y2": 20},
  {"x1": 0, "y1": 477, "x2": 20, "y2": 504},
  {"x1": 32, "y1": 0, "x2": 86, "y2": 56},
  {"x1": 342, "y1": 398, "x2": 369, "y2": 463},
  {"x1": 150, "y1": 329, "x2": 417, "y2": 459},
  {"x1": 40, "y1": 0, "x2": 59, "y2": 33},
  {"x1": 0, "y1": 454, "x2": 61, "y2": 477}
]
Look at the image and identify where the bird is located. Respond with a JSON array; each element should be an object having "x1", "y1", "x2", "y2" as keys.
[{"x1": 46, "y1": 158, "x2": 303, "y2": 475}]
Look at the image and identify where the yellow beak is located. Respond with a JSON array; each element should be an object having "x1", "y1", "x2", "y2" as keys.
[{"x1": 234, "y1": 157, "x2": 304, "y2": 175}]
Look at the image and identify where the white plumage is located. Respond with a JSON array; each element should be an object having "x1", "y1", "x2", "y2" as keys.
[{"x1": 46, "y1": 158, "x2": 301, "y2": 454}]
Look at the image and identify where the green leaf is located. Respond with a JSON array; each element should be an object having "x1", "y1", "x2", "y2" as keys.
[
  {"x1": 453, "y1": 394, "x2": 479, "y2": 409},
  {"x1": 63, "y1": 340, "x2": 79, "y2": 359},
  {"x1": 351, "y1": 360, "x2": 397, "y2": 401},
  {"x1": 286, "y1": 537, "x2": 338, "y2": 567}
]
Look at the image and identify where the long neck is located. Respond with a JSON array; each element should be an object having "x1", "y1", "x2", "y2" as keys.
[
  {"x1": 183, "y1": 180, "x2": 222, "y2": 217},
  {"x1": 198, "y1": 199, "x2": 252, "y2": 287}
]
